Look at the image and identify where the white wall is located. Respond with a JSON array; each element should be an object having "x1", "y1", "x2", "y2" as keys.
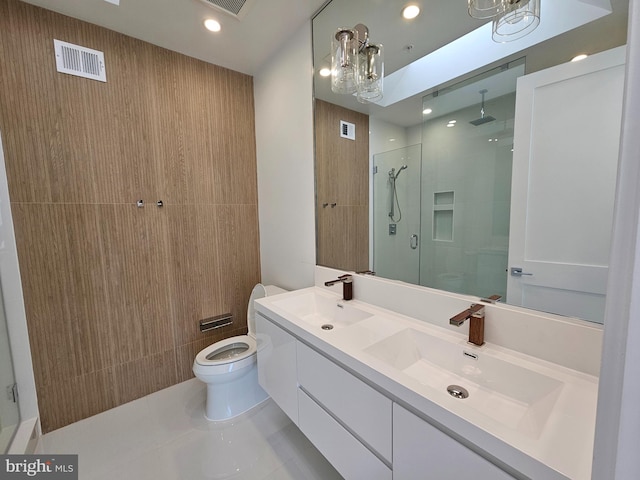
[
  {"x1": 593, "y1": 0, "x2": 640, "y2": 477},
  {"x1": 254, "y1": 21, "x2": 316, "y2": 291}
]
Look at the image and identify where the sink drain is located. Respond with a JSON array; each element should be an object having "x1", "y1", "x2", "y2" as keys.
[
  {"x1": 447, "y1": 385, "x2": 469, "y2": 399},
  {"x1": 321, "y1": 324, "x2": 334, "y2": 330}
]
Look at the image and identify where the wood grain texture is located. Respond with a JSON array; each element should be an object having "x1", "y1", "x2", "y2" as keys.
[
  {"x1": 315, "y1": 100, "x2": 369, "y2": 270},
  {"x1": 0, "y1": 0, "x2": 261, "y2": 432}
]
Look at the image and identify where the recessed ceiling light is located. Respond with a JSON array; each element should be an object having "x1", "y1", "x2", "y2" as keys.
[
  {"x1": 423, "y1": 108, "x2": 433, "y2": 115},
  {"x1": 204, "y1": 19, "x2": 221, "y2": 32},
  {"x1": 402, "y1": 5, "x2": 420, "y2": 20},
  {"x1": 319, "y1": 68, "x2": 331, "y2": 77},
  {"x1": 446, "y1": 123, "x2": 455, "y2": 128},
  {"x1": 448, "y1": 120, "x2": 456, "y2": 124},
  {"x1": 571, "y1": 54, "x2": 588, "y2": 62}
]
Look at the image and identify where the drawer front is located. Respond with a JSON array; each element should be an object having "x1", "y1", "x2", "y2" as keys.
[
  {"x1": 255, "y1": 313, "x2": 298, "y2": 424},
  {"x1": 393, "y1": 404, "x2": 516, "y2": 480},
  {"x1": 297, "y1": 342, "x2": 392, "y2": 462},
  {"x1": 298, "y1": 389, "x2": 392, "y2": 480}
]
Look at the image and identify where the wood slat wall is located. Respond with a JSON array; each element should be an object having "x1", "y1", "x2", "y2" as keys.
[
  {"x1": 315, "y1": 100, "x2": 369, "y2": 272},
  {"x1": 0, "y1": 0, "x2": 261, "y2": 432}
]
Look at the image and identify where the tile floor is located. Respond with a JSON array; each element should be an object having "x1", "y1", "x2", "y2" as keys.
[{"x1": 37, "y1": 379, "x2": 343, "y2": 480}]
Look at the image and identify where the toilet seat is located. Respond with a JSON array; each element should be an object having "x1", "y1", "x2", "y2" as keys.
[{"x1": 194, "y1": 335, "x2": 257, "y2": 374}]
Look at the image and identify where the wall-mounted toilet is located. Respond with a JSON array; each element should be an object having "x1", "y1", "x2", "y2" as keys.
[{"x1": 193, "y1": 284, "x2": 286, "y2": 421}]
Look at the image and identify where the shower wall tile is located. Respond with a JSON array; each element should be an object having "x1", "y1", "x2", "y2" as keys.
[{"x1": 0, "y1": 0, "x2": 261, "y2": 432}]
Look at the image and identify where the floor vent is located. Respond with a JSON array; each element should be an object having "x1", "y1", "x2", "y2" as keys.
[
  {"x1": 54, "y1": 39, "x2": 107, "y2": 83},
  {"x1": 197, "y1": 0, "x2": 256, "y2": 20}
]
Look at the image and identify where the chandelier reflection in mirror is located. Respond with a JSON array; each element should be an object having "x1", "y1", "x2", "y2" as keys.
[
  {"x1": 468, "y1": 0, "x2": 541, "y2": 42},
  {"x1": 331, "y1": 24, "x2": 384, "y2": 103}
]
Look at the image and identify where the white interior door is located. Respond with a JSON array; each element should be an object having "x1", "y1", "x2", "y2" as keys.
[{"x1": 507, "y1": 46, "x2": 626, "y2": 323}]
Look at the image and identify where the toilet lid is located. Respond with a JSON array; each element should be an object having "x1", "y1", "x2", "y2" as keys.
[
  {"x1": 247, "y1": 284, "x2": 287, "y2": 335},
  {"x1": 247, "y1": 284, "x2": 267, "y2": 335}
]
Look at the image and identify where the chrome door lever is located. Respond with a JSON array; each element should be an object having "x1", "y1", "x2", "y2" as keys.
[{"x1": 510, "y1": 267, "x2": 533, "y2": 276}]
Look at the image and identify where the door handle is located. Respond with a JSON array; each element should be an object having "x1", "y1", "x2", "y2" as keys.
[
  {"x1": 410, "y1": 234, "x2": 418, "y2": 250},
  {"x1": 510, "y1": 267, "x2": 533, "y2": 276}
]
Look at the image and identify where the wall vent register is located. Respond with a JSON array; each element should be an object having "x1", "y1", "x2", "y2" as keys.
[
  {"x1": 197, "y1": 0, "x2": 256, "y2": 19},
  {"x1": 54, "y1": 39, "x2": 106, "y2": 82},
  {"x1": 340, "y1": 120, "x2": 356, "y2": 140}
]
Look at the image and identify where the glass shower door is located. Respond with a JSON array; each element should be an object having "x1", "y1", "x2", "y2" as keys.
[
  {"x1": 372, "y1": 144, "x2": 422, "y2": 283},
  {"x1": 0, "y1": 278, "x2": 20, "y2": 452}
]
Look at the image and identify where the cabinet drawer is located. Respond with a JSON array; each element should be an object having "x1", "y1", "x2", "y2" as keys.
[
  {"x1": 298, "y1": 389, "x2": 391, "y2": 480},
  {"x1": 297, "y1": 342, "x2": 392, "y2": 462},
  {"x1": 393, "y1": 404, "x2": 516, "y2": 480}
]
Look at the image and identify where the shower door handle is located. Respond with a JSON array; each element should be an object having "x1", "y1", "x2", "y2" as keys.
[{"x1": 410, "y1": 234, "x2": 419, "y2": 250}]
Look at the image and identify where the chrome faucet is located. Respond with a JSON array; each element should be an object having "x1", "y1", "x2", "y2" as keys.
[
  {"x1": 449, "y1": 295, "x2": 501, "y2": 346},
  {"x1": 324, "y1": 274, "x2": 353, "y2": 301}
]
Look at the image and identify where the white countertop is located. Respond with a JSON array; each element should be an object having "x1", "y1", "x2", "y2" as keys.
[{"x1": 255, "y1": 286, "x2": 599, "y2": 480}]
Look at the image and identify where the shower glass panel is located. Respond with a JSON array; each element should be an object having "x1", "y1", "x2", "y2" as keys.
[
  {"x1": 372, "y1": 144, "x2": 422, "y2": 283},
  {"x1": 0, "y1": 277, "x2": 19, "y2": 452},
  {"x1": 419, "y1": 59, "x2": 523, "y2": 298}
]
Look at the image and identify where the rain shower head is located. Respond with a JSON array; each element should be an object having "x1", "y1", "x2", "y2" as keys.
[
  {"x1": 470, "y1": 115, "x2": 496, "y2": 126},
  {"x1": 470, "y1": 89, "x2": 496, "y2": 126}
]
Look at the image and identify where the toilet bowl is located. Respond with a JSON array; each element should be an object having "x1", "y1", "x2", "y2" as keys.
[{"x1": 193, "y1": 284, "x2": 285, "y2": 421}]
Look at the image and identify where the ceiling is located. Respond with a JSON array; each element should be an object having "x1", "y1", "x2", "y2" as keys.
[{"x1": 20, "y1": 0, "x2": 328, "y2": 76}]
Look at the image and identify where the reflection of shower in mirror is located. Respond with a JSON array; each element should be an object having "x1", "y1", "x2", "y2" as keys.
[{"x1": 388, "y1": 165, "x2": 408, "y2": 222}]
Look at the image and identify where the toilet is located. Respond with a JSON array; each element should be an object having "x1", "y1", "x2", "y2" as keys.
[{"x1": 193, "y1": 284, "x2": 286, "y2": 421}]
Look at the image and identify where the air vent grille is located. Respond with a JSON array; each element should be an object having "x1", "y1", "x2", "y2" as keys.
[
  {"x1": 202, "y1": 0, "x2": 245, "y2": 15},
  {"x1": 54, "y1": 39, "x2": 106, "y2": 82},
  {"x1": 198, "y1": 0, "x2": 254, "y2": 19},
  {"x1": 340, "y1": 120, "x2": 356, "y2": 140}
]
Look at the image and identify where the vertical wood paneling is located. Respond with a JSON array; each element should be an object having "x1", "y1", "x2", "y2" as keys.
[
  {"x1": 0, "y1": 0, "x2": 261, "y2": 432},
  {"x1": 99, "y1": 205, "x2": 174, "y2": 365},
  {"x1": 315, "y1": 100, "x2": 369, "y2": 270}
]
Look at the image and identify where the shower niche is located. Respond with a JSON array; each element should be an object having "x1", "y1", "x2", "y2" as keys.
[{"x1": 432, "y1": 191, "x2": 454, "y2": 242}]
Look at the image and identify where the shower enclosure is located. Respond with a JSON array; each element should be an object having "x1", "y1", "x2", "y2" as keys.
[
  {"x1": 0, "y1": 275, "x2": 19, "y2": 453},
  {"x1": 373, "y1": 60, "x2": 524, "y2": 299}
]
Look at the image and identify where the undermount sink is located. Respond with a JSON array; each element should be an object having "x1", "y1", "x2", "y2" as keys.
[
  {"x1": 272, "y1": 291, "x2": 373, "y2": 330},
  {"x1": 364, "y1": 328, "x2": 563, "y2": 438}
]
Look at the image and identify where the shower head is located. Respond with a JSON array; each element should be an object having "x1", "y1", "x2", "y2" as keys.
[
  {"x1": 394, "y1": 165, "x2": 408, "y2": 180},
  {"x1": 470, "y1": 89, "x2": 496, "y2": 126},
  {"x1": 470, "y1": 114, "x2": 496, "y2": 126}
]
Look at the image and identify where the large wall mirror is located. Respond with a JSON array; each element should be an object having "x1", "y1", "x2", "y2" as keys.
[{"x1": 313, "y1": 0, "x2": 628, "y2": 324}]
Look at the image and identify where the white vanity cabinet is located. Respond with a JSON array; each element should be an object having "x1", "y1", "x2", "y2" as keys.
[
  {"x1": 256, "y1": 310, "x2": 517, "y2": 480},
  {"x1": 393, "y1": 404, "x2": 516, "y2": 480},
  {"x1": 255, "y1": 312, "x2": 299, "y2": 424},
  {"x1": 297, "y1": 342, "x2": 392, "y2": 480}
]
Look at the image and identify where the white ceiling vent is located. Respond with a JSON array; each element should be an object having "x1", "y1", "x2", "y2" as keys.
[
  {"x1": 340, "y1": 120, "x2": 356, "y2": 140},
  {"x1": 54, "y1": 39, "x2": 106, "y2": 83},
  {"x1": 197, "y1": 0, "x2": 256, "y2": 20}
]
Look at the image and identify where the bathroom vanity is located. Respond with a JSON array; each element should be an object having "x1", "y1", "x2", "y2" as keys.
[{"x1": 255, "y1": 281, "x2": 599, "y2": 479}]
